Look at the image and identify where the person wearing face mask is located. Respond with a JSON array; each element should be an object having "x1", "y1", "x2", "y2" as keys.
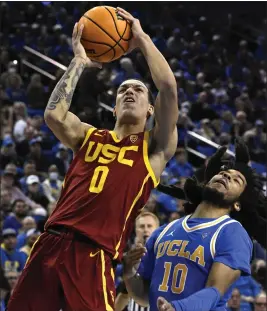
[{"x1": 42, "y1": 165, "x2": 62, "y2": 203}]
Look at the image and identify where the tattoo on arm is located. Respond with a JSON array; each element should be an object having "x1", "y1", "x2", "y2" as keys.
[{"x1": 46, "y1": 59, "x2": 86, "y2": 111}]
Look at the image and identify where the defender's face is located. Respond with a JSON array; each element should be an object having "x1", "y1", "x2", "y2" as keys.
[
  {"x1": 115, "y1": 81, "x2": 152, "y2": 123},
  {"x1": 207, "y1": 169, "x2": 247, "y2": 202}
]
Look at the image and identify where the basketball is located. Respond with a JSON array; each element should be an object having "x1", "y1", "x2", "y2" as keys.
[{"x1": 78, "y1": 6, "x2": 132, "y2": 63}]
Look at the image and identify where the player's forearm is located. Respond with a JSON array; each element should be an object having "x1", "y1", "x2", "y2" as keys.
[
  {"x1": 139, "y1": 34, "x2": 176, "y2": 90},
  {"x1": 171, "y1": 287, "x2": 221, "y2": 311},
  {"x1": 44, "y1": 57, "x2": 86, "y2": 123},
  {"x1": 124, "y1": 275, "x2": 149, "y2": 307}
]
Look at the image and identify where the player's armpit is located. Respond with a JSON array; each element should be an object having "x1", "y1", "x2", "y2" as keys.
[
  {"x1": 205, "y1": 261, "x2": 241, "y2": 296},
  {"x1": 45, "y1": 111, "x2": 92, "y2": 152}
]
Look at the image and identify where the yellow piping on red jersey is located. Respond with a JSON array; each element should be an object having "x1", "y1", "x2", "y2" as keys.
[
  {"x1": 113, "y1": 174, "x2": 150, "y2": 260},
  {"x1": 143, "y1": 131, "x2": 160, "y2": 187}
]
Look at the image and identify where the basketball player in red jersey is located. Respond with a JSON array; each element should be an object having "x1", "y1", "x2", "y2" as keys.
[{"x1": 7, "y1": 7, "x2": 178, "y2": 311}]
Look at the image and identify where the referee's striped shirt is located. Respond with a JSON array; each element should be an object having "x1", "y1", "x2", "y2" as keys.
[{"x1": 128, "y1": 298, "x2": 150, "y2": 311}]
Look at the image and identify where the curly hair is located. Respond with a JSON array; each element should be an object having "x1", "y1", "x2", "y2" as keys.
[{"x1": 158, "y1": 139, "x2": 267, "y2": 248}]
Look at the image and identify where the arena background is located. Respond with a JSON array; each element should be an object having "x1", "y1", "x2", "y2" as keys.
[{"x1": 0, "y1": 1, "x2": 266, "y2": 310}]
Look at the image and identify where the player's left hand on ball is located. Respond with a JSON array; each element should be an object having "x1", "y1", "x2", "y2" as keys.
[
  {"x1": 157, "y1": 297, "x2": 175, "y2": 311},
  {"x1": 116, "y1": 7, "x2": 147, "y2": 53}
]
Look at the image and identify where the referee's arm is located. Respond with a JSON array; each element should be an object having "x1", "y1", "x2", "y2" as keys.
[{"x1": 115, "y1": 281, "x2": 130, "y2": 311}]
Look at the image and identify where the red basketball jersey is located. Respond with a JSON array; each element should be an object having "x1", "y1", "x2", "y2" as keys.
[{"x1": 45, "y1": 128, "x2": 158, "y2": 260}]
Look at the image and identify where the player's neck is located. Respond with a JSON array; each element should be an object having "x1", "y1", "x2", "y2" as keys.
[
  {"x1": 191, "y1": 201, "x2": 230, "y2": 219},
  {"x1": 113, "y1": 123, "x2": 145, "y2": 139}
]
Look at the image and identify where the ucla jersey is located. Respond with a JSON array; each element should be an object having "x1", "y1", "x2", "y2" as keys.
[{"x1": 138, "y1": 215, "x2": 252, "y2": 311}]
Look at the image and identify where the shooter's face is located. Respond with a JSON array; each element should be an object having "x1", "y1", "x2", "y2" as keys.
[
  {"x1": 207, "y1": 169, "x2": 247, "y2": 203},
  {"x1": 115, "y1": 81, "x2": 153, "y2": 124}
]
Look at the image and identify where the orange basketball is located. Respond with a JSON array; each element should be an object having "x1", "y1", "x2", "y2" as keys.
[{"x1": 78, "y1": 6, "x2": 132, "y2": 63}]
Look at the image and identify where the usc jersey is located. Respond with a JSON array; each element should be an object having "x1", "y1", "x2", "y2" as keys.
[{"x1": 45, "y1": 128, "x2": 159, "y2": 260}]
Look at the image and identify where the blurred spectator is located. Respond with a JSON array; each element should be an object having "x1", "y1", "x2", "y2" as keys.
[
  {"x1": 111, "y1": 57, "x2": 141, "y2": 86},
  {"x1": 42, "y1": 164, "x2": 62, "y2": 203},
  {"x1": 219, "y1": 133, "x2": 234, "y2": 152},
  {"x1": 15, "y1": 124, "x2": 35, "y2": 158},
  {"x1": 0, "y1": 265, "x2": 10, "y2": 311},
  {"x1": 231, "y1": 111, "x2": 252, "y2": 138},
  {"x1": 32, "y1": 207, "x2": 48, "y2": 232},
  {"x1": 12, "y1": 101, "x2": 28, "y2": 143},
  {"x1": 197, "y1": 118, "x2": 216, "y2": 140},
  {"x1": 26, "y1": 138, "x2": 51, "y2": 173},
  {"x1": 1, "y1": 166, "x2": 40, "y2": 209},
  {"x1": 3, "y1": 199, "x2": 29, "y2": 232},
  {"x1": 156, "y1": 190, "x2": 180, "y2": 215},
  {"x1": 16, "y1": 216, "x2": 37, "y2": 249},
  {"x1": 234, "y1": 93, "x2": 254, "y2": 119},
  {"x1": 233, "y1": 275, "x2": 262, "y2": 311},
  {"x1": 168, "y1": 147, "x2": 194, "y2": 178},
  {"x1": 0, "y1": 62, "x2": 19, "y2": 89},
  {"x1": 227, "y1": 288, "x2": 241, "y2": 311},
  {"x1": 54, "y1": 143, "x2": 71, "y2": 176},
  {"x1": 0, "y1": 228, "x2": 26, "y2": 272},
  {"x1": 5, "y1": 73, "x2": 26, "y2": 103},
  {"x1": 0, "y1": 105, "x2": 13, "y2": 138},
  {"x1": 221, "y1": 111, "x2": 234, "y2": 133},
  {"x1": 47, "y1": 201, "x2": 57, "y2": 217},
  {"x1": 0, "y1": 138, "x2": 19, "y2": 169},
  {"x1": 19, "y1": 160, "x2": 37, "y2": 193},
  {"x1": 166, "y1": 28, "x2": 184, "y2": 56},
  {"x1": 254, "y1": 292, "x2": 267, "y2": 311},
  {"x1": 26, "y1": 175, "x2": 49, "y2": 208},
  {"x1": 3, "y1": 270, "x2": 19, "y2": 310},
  {"x1": 190, "y1": 91, "x2": 218, "y2": 121},
  {"x1": 252, "y1": 260, "x2": 267, "y2": 291},
  {"x1": 26, "y1": 73, "x2": 46, "y2": 108},
  {"x1": 244, "y1": 120, "x2": 266, "y2": 162},
  {"x1": 0, "y1": 188, "x2": 12, "y2": 217},
  {"x1": 19, "y1": 228, "x2": 41, "y2": 259},
  {"x1": 168, "y1": 211, "x2": 183, "y2": 222},
  {"x1": 29, "y1": 115, "x2": 45, "y2": 137}
]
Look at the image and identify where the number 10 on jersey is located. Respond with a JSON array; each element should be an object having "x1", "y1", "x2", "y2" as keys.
[
  {"x1": 159, "y1": 262, "x2": 188, "y2": 294},
  {"x1": 89, "y1": 166, "x2": 109, "y2": 193}
]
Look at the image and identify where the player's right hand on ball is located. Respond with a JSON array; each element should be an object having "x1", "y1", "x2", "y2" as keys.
[
  {"x1": 122, "y1": 242, "x2": 146, "y2": 280},
  {"x1": 72, "y1": 23, "x2": 102, "y2": 68}
]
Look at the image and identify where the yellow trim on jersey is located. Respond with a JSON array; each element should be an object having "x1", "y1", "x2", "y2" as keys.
[
  {"x1": 210, "y1": 219, "x2": 237, "y2": 258},
  {"x1": 154, "y1": 219, "x2": 180, "y2": 253},
  {"x1": 109, "y1": 131, "x2": 122, "y2": 143},
  {"x1": 113, "y1": 174, "x2": 151, "y2": 260},
  {"x1": 101, "y1": 250, "x2": 113, "y2": 311},
  {"x1": 80, "y1": 127, "x2": 96, "y2": 149},
  {"x1": 25, "y1": 234, "x2": 42, "y2": 267},
  {"x1": 143, "y1": 131, "x2": 159, "y2": 187},
  {"x1": 182, "y1": 215, "x2": 230, "y2": 232},
  {"x1": 111, "y1": 267, "x2": 115, "y2": 281}
]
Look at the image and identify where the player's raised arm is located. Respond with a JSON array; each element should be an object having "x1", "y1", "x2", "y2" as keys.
[
  {"x1": 44, "y1": 23, "x2": 101, "y2": 152},
  {"x1": 117, "y1": 8, "x2": 178, "y2": 161}
]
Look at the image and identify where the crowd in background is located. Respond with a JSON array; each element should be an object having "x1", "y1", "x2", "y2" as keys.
[{"x1": 0, "y1": 1, "x2": 266, "y2": 310}]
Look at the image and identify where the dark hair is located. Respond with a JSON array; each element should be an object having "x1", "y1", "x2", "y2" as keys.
[
  {"x1": 12, "y1": 199, "x2": 25, "y2": 209},
  {"x1": 24, "y1": 160, "x2": 36, "y2": 166},
  {"x1": 147, "y1": 88, "x2": 155, "y2": 106},
  {"x1": 157, "y1": 139, "x2": 267, "y2": 248},
  {"x1": 120, "y1": 79, "x2": 155, "y2": 106}
]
